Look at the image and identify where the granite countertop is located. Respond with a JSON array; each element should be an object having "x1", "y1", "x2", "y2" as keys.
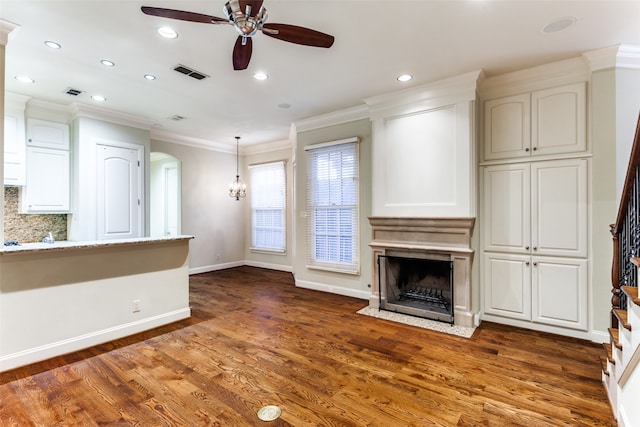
[{"x1": 0, "y1": 235, "x2": 194, "y2": 254}]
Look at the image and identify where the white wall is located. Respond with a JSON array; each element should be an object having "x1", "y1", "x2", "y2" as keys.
[{"x1": 69, "y1": 116, "x2": 151, "y2": 241}]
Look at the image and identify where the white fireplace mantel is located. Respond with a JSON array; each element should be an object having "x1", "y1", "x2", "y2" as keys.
[{"x1": 368, "y1": 217, "x2": 476, "y2": 328}]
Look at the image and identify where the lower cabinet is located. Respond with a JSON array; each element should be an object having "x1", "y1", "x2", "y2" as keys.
[
  {"x1": 483, "y1": 252, "x2": 587, "y2": 331},
  {"x1": 20, "y1": 146, "x2": 70, "y2": 213}
]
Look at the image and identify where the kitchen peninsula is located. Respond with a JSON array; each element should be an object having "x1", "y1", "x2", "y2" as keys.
[{"x1": 0, "y1": 235, "x2": 192, "y2": 372}]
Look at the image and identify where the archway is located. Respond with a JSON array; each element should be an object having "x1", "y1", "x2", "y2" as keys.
[{"x1": 150, "y1": 152, "x2": 182, "y2": 237}]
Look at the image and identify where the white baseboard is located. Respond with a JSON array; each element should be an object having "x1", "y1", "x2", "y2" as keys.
[
  {"x1": 295, "y1": 279, "x2": 370, "y2": 300},
  {"x1": 244, "y1": 260, "x2": 293, "y2": 272},
  {"x1": 590, "y1": 329, "x2": 610, "y2": 344},
  {"x1": 189, "y1": 261, "x2": 243, "y2": 275},
  {"x1": 0, "y1": 308, "x2": 191, "y2": 373}
]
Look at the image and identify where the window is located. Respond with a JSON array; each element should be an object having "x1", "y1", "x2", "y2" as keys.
[
  {"x1": 305, "y1": 137, "x2": 359, "y2": 273},
  {"x1": 249, "y1": 161, "x2": 286, "y2": 252}
]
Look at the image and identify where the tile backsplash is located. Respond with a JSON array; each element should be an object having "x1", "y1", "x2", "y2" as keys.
[{"x1": 4, "y1": 187, "x2": 67, "y2": 243}]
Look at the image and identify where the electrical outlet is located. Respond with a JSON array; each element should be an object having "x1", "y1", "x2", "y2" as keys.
[{"x1": 132, "y1": 299, "x2": 141, "y2": 313}]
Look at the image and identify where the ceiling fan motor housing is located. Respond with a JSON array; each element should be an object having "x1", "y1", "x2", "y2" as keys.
[{"x1": 224, "y1": 0, "x2": 267, "y2": 37}]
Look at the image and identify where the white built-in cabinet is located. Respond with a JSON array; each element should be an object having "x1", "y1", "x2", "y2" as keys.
[
  {"x1": 21, "y1": 118, "x2": 71, "y2": 213},
  {"x1": 484, "y1": 83, "x2": 585, "y2": 161},
  {"x1": 481, "y1": 81, "x2": 589, "y2": 333},
  {"x1": 482, "y1": 159, "x2": 588, "y2": 330},
  {"x1": 4, "y1": 96, "x2": 27, "y2": 186}
]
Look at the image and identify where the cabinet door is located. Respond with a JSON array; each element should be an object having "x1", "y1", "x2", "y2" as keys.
[
  {"x1": 484, "y1": 93, "x2": 531, "y2": 160},
  {"x1": 531, "y1": 159, "x2": 587, "y2": 257},
  {"x1": 483, "y1": 252, "x2": 532, "y2": 320},
  {"x1": 4, "y1": 112, "x2": 26, "y2": 185},
  {"x1": 26, "y1": 118, "x2": 70, "y2": 150},
  {"x1": 483, "y1": 164, "x2": 530, "y2": 253},
  {"x1": 22, "y1": 147, "x2": 70, "y2": 212},
  {"x1": 532, "y1": 257, "x2": 587, "y2": 330},
  {"x1": 531, "y1": 83, "x2": 586, "y2": 156}
]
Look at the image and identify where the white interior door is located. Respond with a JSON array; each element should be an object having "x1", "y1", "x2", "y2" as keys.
[{"x1": 96, "y1": 143, "x2": 143, "y2": 240}]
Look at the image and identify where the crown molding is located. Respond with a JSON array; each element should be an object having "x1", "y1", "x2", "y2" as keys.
[
  {"x1": 365, "y1": 70, "x2": 484, "y2": 118},
  {"x1": 0, "y1": 20, "x2": 19, "y2": 46},
  {"x1": 70, "y1": 102, "x2": 153, "y2": 131},
  {"x1": 151, "y1": 129, "x2": 234, "y2": 154},
  {"x1": 294, "y1": 104, "x2": 369, "y2": 133},
  {"x1": 478, "y1": 56, "x2": 589, "y2": 99},
  {"x1": 583, "y1": 44, "x2": 640, "y2": 72}
]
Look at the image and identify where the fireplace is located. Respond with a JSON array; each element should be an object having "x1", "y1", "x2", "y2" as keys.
[
  {"x1": 379, "y1": 254, "x2": 454, "y2": 323},
  {"x1": 369, "y1": 217, "x2": 475, "y2": 328}
]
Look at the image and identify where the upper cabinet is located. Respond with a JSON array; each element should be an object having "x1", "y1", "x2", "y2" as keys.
[
  {"x1": 26, "y1": 118, "x2": 70, "y2": 150},
  {"x1": 20, "y1": 118, "x2": 71, "y2": 213},
  {"x1": 4, "y1": 95, "x2": 28, "y2": 186},
  {"x1": 484, "y1": 82, "x2": 586, "y2": 161}
]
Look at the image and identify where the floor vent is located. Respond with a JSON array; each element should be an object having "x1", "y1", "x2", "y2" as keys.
[
  {"x1": 173, "y1": 64, "x2": 209, "y2": 80},
  {"x1": 65, "y1": 87, "x2": 83, "y2": 96}
]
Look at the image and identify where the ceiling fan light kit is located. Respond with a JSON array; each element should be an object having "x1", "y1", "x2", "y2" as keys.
[{"x1": 141, "y1": 0, "x2": 334, "y2": 70}]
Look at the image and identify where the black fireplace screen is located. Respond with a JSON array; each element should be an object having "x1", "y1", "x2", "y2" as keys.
[{"x1": 378, "y1": 255, "x2": 454, "y2": 324}]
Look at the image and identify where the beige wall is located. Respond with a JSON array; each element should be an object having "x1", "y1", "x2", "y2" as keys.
[
  {"x1": 151, "y1": 138, "x2": 245, "y2": 272},
  {"x1": 590, "y1": 68, "x2": 618, "y2": 334},
  {"x1": 293, "y1": 118, "x2": 373, "y2": 300}
]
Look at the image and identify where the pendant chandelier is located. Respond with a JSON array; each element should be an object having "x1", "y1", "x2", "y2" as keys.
[{"x1": 229, "y1": 136, "x2": 246, "y2": 200}]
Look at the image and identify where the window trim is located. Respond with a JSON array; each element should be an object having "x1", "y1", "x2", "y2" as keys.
[
  {"x1": 305, "y1": 137, "x2": 360, "y2": 275},
  {"x1": 248, "y1": 160, "x2": 286, "y2": 253}
]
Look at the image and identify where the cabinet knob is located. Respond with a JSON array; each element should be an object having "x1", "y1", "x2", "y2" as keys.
[
  {"x1": 525, "y1": 246, "x2": 530, "y2": 250},
  {"x1": 526, "y1": 261, "x2": 530, "y2": 266},
  {"x1": 533, "y1": 247, "x2": 538, "y2": 251},
  {"x1": 533, "y1": 262, "x2": 538, "y2": 266},
  {"x1": 533, "y1": 147, "x2": 538, "y2": 151},
  {"x1": 525, "y1": 147, "x2": 530, "y2": 152}
]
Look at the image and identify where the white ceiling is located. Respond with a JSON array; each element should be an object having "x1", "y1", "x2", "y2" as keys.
[{"x1": 3, "y1": 0, "x2": 640, "y2": 148}]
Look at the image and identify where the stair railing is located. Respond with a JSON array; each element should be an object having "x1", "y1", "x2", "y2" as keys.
[{"x1": 611, "y1": 113, "x2": 640, "y2": 328}]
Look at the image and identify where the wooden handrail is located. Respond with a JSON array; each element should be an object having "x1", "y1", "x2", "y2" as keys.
[
  {"x1": 613, "y1": 112, "x2": 640, "y2": 235},
  {"x1": 610, "y1": 112, "x2": 640, "y2": 328}
]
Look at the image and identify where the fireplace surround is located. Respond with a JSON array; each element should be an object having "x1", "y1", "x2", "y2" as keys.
[{"x1": 369, "y1": 217, "x2": 475, "y2": 328}]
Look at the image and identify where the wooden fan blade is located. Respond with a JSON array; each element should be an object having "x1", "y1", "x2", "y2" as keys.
[
  {"x1": 141, "y1": 6, "x2": 228, "y2": 24},
  {"x1": 233, "y1": 36, "x2": 253, "y2": 70},
  {"x1": 239, "y1": 0, "x2": 264, "y2": 16},
  {"x1": 261, "y1": 23, "x2": 334, "y2": 48}
]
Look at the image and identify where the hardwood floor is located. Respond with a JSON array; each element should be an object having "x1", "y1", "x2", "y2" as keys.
[{"x1": 1, "y1": 266, "x2": 615, "y2": 426}]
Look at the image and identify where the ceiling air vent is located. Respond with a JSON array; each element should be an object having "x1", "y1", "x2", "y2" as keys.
[
  {"x1": 173, "y1": 64, "x2": 209, "y2": 80},
  {"x1": 170, "y1": 115, "x2": 185, "y2": 121},
  {"x1": 65, "y1": 87, "x2": 83, "y2": 96}
]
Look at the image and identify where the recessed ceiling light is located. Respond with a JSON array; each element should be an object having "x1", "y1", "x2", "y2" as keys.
[
  {"x1": 91, "y1": 95, "x2": 107, "y2": 102},
  {"x1": 100, "y1": 59, "x2": 115, "y2": 67},
  {"x1": 15, "y1": 75, "x2": 35, "y2": 84},
  {"x1": 157, "y1": 26, "x2": 178, "y2": 39},
  {"x1": 144, "y1": 74, "x2": 157, "y2": 80},
  {"x1": 277, "y1": 103, "x2": 291, "y2": 109},
  {"x1": 44, "y1": 40, "x2": 61, "y2": 49},
  {"x1": 253, "y1": 72, "x2": 268, "y2": 80},
  {"x1": 542, "y1": 17, "x2": 576, "y2": 34},
  {"x1": 397, "y1": 74, "x2": 413, "y2": 82}
]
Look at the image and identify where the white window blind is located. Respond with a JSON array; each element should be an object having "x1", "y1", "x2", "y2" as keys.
[
  {"x1": 249, "y1": 161, "x2": 286, "y2": 252},
  {"x1": 306, "y1": 138, "x2": 359, "y2": 274}
]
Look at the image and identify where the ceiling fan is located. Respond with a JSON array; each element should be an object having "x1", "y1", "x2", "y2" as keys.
[{"x1": 141, "y1": 0, "x2": 335, "y2": 70}]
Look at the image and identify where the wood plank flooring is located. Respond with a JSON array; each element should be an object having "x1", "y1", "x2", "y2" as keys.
[{"x1": 0, "y1": 266, "x2": 615, "y2": 426}]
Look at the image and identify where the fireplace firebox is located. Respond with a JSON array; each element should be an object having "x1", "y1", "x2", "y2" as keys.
[{"x1": 378, "y1": 254, "x2": 454, "y2": 324}]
